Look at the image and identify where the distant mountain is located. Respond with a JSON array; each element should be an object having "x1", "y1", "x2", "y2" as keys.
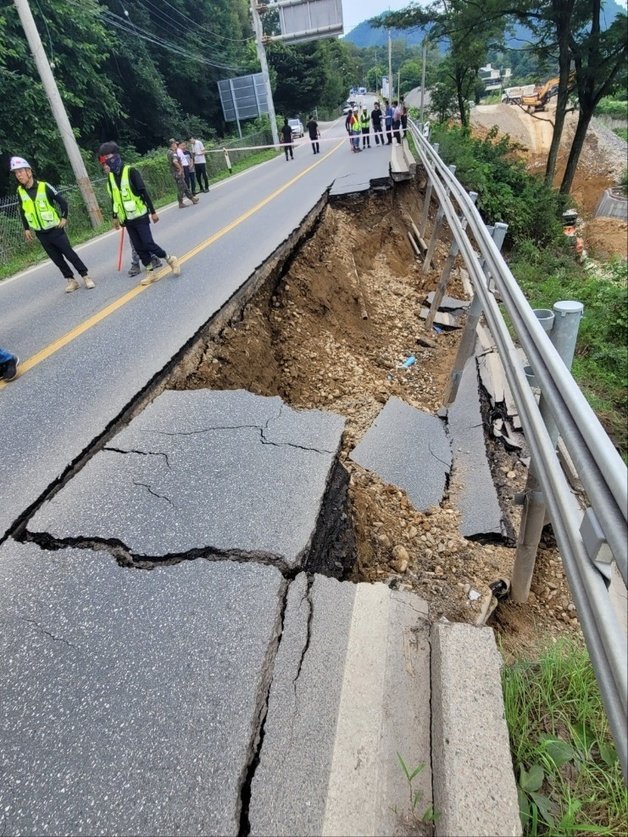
[
  {"x1": 344, "y1": 0, "x2": 625, "y2": 49},
  {"x1": 344, "y1": 21, "x2": 427, "y2": 48}
]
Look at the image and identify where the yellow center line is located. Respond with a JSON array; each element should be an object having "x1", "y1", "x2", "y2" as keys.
[{"x1": 1, "y1": 139, "x2": 345, "y2": 390}]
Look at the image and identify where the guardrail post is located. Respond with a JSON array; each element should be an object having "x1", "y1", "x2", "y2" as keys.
[
  {"x1": 419, "y1": 142, "x2": 438, "y2": 235},
  {"x1": 423, "y1": 164, "x2": 456, "y2": 272},
  {"x1": 425, "y1": 191, "x2": 478, "y2": 331},
  {"x1": 443, "y1": 223, "x2": 508, "y2": 404},
  {"x1": 486, "y1": 223, "x2": 508, "y2": 291},
  {"x1": 511, "y1": 300, "x2": 584, "y2": 602}
]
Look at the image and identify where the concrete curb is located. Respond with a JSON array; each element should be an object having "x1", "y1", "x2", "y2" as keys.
[{"x1": 430, "y1": 622, "x2": 522, "y2": 837}]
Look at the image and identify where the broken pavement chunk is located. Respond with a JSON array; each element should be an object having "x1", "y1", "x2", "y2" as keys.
[{"x1": 349, "y1": 396, "x2": 451, "y2": 512}]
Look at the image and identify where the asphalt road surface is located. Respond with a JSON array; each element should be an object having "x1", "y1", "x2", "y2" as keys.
[{"x1": 0, "y1": 118, "x2": 390, "y2": 541}]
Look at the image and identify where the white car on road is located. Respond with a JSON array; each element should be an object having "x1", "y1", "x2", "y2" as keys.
[{"x1": 288, "y1": 118, "x2": 304, "y2": 138}]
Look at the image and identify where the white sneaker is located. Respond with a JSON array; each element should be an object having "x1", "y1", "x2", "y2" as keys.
[
  {"x1": 65, "y1": 278, "x2": 80, "y2": 293},
  {"x1": 166, "y1": 255, "x2": 181, "y2": 277},
  {"x1": 83, "y1": 275, "x2": 95, "y2": 289}
]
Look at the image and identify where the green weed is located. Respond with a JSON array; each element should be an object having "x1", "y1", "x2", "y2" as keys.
[
  {"x1": 397, "y1": 753, "x2": 440, "y2": 825},
  {"x1": 503, "y1": 638, "x2": 627, "y2": 836}
]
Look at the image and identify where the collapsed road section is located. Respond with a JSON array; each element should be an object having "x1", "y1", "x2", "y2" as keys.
[{"x1": 1, "y1": 182, "x2": 526, "y2": 836}]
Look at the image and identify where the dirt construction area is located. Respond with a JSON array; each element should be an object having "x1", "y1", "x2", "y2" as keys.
[
  {"x1": 167, "y1": 185, "x2": 580, "y2": 656},
  {"x1": 472, "y1": 102, "x2": 628, "y2": 260}
]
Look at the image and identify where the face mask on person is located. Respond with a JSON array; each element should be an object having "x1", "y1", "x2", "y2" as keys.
[{"x1": 108, "y1": 154, "x2": 122, "y2": 174}]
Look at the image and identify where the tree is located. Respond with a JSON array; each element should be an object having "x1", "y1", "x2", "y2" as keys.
[
  {"x1": 374, "y1": 0, "x2": 505, "y2": 129},
  {"x1": 0, "y1": 0, "x2": 121, "y2": 186},
  {"x1": 561, "y1": 1, "x2": 627, "y2": 193}
]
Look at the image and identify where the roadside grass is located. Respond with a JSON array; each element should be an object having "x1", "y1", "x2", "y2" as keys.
[
  {"x1": 0, "y1": 148, "x2": 277, "y2": 283},
  {"x1": 502, "y1": 638, "x2": 627, "y2": 836},
  {"x1": 508, "y1": 242, "x2": 628, "y2": 459},
  {"x1": 613, "y1": 127, "x2": 628, "y2": 142}
]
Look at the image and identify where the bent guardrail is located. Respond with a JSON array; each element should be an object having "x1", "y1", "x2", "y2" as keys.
[{"x1": 407, "y1": 119, "x2": 628, "y2": 777}]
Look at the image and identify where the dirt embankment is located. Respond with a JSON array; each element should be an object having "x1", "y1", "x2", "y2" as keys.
[
  {"x1": 171, "y1": 188, "x2": 578, "y2": 652},
  {"x1": 472, "y1": 103, "x2": 628, "y2": 259}
]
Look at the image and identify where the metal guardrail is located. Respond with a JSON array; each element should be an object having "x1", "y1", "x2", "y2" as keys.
[{"x1": 408, "y1": 119, "x2": 628, "y2": 777}]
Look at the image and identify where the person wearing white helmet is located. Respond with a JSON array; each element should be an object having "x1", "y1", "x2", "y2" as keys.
[{"x1": 11, "y1": 156, "x2": 94, "y2": 293}]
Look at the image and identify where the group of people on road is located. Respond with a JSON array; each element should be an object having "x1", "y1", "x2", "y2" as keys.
[
  {"x1": 280, "y1": 116, "x2": 321, "y2": 160},
  {"x1": 346, "y1": 99, "x2": 407, "y2": 151},
  {"x1": 7, "y1": 136, "x2": 211, "y2": 301}
]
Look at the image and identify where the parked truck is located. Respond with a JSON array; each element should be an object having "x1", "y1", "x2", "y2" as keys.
[{"x1": 502, "y1": 84, "x2": 535, "y2": 104}]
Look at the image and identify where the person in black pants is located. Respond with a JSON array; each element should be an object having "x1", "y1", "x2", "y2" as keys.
[
  {"x1": 306, "y1": 116, "x2": 320, "y2": 154},
  {"x1": 190, "y1": 136, "x2": 210, "y2": 193},
  {"x1": 371, "y1": 102, "x2": 385, "y2": 145},
  {"x1": 12, "y1": 156, "x2": 94, "y2": 294},
  {"x1": 280, "y1": 119, "x2": 294, "y2": 160},
  {"x1": 98, "y1": 141, "x2": 180, "y2": 286}
]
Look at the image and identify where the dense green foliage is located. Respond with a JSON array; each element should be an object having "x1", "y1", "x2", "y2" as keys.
[
  {"x1": 0, "y1": 0, "x2": 366, "y2": 196},
  {"x1": 510, "y1": 245, "x2": 628, "y2": 455},
  {"x1": 430, "y1": 122, "x2": 627, "y2": 454},
  {"x1": 595, "y1": 94, "x2": 628, "y2": 118},
  {"x1": 430, "y1": 124, "x2": 565, "y2": 244},
  {"x1": 503, "y1": 639, "x2": 627, "y2": 835}
]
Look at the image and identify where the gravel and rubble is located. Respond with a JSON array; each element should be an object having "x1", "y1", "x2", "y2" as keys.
[{"x1": 170, "y1": 187, "x2": 580, "y2": 651}]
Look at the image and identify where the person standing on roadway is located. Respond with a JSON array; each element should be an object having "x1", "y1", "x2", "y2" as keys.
[
  {"x1": 348, "y1": 108, "x2": 362, "y2": 152},
  {"x1": 190, "y1": 135, "x2": 210, "y2": 192},
  {"x1": 0, "y1": 347, "x2": 19, "y2": 382},
  {"x1": 280, "y1": 118, "x2": 294, "y2": 160},
  {"x1": 384, "y1": 100, "x2": 393, "y2": 144},
  {"x1": 98, "y1": 141, "x2": 180, "y2": 286},
  {"x1": 306, "y1": 116, "x2": 320, "y2": 155},
  {"x1": 360, "y1": 107, "x2": 371, "y2": 149},
  {"x1": 371, "y1": 102, "x2": 385, "y2": 145},
  {"x1": 11, "y1": 156, "x2": 95, "y2": 294},
  {"x1": 167, "y1": 139, "x2": 198, "y2": 208}
]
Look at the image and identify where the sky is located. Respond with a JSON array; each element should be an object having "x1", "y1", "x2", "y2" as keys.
[{"x1": 341, "y1": 0, "x2": 414, "y2": 34}]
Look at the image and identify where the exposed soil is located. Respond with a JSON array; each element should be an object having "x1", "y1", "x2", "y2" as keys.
[
  {"x1": 171, "y1": 187, "x2": 579, "y2": 653},
  {"x1": 472, "y1": 102, "x2": 628, "y2": 258}
]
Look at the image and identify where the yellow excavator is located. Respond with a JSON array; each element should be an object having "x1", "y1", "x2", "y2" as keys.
[{"x1": 521, "y1": 72, "x2": 576, "y2": 112}]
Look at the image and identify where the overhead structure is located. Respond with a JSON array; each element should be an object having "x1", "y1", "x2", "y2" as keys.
[
  {"x1": 249, "y1": 0, "x2": 344, "y2": 148},
  {"x1": 267, "y1": 0, "x2": 344, "y2": 44}
]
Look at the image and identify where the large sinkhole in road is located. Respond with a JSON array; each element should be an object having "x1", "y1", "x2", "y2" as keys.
[{"x1": 168, "y1": 185, "x2": 527, "y2": 624}]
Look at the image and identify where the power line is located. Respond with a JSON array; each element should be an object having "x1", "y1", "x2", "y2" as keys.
[
  {"x1": 133, "y1": 0, "x2": 254, "y2": 45},
  {"x1": 62, "y1": 0, "x2": 246, "y2": 71}
]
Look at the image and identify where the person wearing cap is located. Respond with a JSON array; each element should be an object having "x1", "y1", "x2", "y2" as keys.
[
  {"x1": 98, "y1": 141, "x2": 180, "y2": 285},
  {"x1": 11, "y1": 156, "x2": 95, "y2": 294},
  {"x1": 167, "y1": 138, "x2": 198, "y2": 208},
  {"x1": 0, "y1": 347, "x2": 19, "y2": 382}
]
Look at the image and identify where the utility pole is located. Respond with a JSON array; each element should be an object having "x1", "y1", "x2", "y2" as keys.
[
  {"x1": 250, "y1": 0, "x2": 279, "y2": 148},
  {"x1": 420, "y1": 36, "x2": 427, "y2": 125},
  {"x1": 13, "y1": 0, "x2": 102, "y2": 228},
  {"x1": 388, "y1": 29, "x2": 393, "y2": 104}
]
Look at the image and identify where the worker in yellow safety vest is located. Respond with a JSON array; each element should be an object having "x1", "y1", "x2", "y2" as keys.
[
  {"x1": 360, "y1": 108, "x2": 371, "y2": 149},
  {"x1": 348, "y1": 108, "x2": 362, "y2": 153},
  {"x1": 98, "y1": 141, "x2": 180, "y2": 286},
  {"x1": 12, "y1": 156, "x2": 95, "y2": 293}
]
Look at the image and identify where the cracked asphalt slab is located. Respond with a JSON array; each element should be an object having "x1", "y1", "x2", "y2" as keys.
[
  {"x1": 27, "y1": 390, "x2": 345, "y2": 568},
  {"x1": 0, "y1": 539, "x2": 286, "y2": 837},
  {"x1": 446, "y1": 358, "x2": 505, "y2": 538},
  {"x1": 349, "y1": 396, "x2": 452, "y2": 512}
]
